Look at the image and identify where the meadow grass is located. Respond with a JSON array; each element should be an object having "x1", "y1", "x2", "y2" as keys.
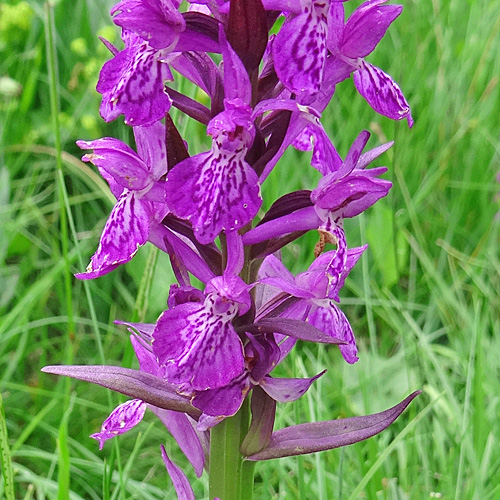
[{"x1": 1, "y1": 0, "x2": 499, "y2": 498}]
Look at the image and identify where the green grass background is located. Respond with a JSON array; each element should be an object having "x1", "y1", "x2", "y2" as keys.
[{"x1": 1, "y1": 0, "x2": 499, "y2": 498}]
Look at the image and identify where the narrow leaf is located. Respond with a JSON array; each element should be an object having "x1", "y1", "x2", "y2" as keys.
[
  {"x1": 42, "y1": 365, "x2": 200, "y2": 418},
  {"x1": 0, "y1": 394, "x2": 15, "y2": 500},
  {"x1": 245, "y1": 391, "x2": 421, "y2": 460}
]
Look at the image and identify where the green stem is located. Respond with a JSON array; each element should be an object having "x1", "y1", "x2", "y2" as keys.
[{"x1": 209, "y1": 397, "x2": 252, "y2": 500}]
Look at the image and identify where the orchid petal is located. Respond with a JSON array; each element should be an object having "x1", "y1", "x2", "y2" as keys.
[
  {"x1": 308, "y1": 302, "x2": 358, "y2": 363},
  {"x1": 260, "y1": 370, "x2": 326, "y2": 403},
  {"x1": 273, "y1": 4, "x2": 328, "y2": 97},
  {"x1": 97, "y1": 33, "x2": 173, "y2": 126},
  {"x1": 342, "y1": 2, "x2": 402, "y2": 58},
  {"x1": 91, "y1": 399, "x2": 146, "y2": 450},
  {"x1": 357, "y1": 141, "x2": 393, "y2": 169},
  {"x1": 219, "y1": 25, "x2": 251, "y2": 104},
  {"x1": 111, "y1": 0, "x2": 185, "y2": 50},
  {"x1": 252, "y1": 318, "x2": 348, "y2": 345},
  {"x1": 75, "y1": 191, "x2": 149, "y2": 280},
  {"x1": 153, "y1": 303, "x2": 245, "y2": 391},
  {"x1": 354, "y1": 62, "x2": 413, "y2": 127},
  {"x1": 243, "y1": 206, "x2": 320, "y2": 246},
  {"x1": 151, "y1": 408, "x2": 205, "y2": 477},
  {"x1": 166, "y1": 150, "x2": 261, "y2": 244},
  {"x1": 77, "y1": 138, "x2": 151, "y2": 191},
  {"x1": 161, "y1": 445, "x2": 196, "y2": 500},
  {"x1": 192, "y1": 372, "x2": 250, "y2": 418},
  {"x1": 134, "y1": 122, "x2": 168, "y2": 180}
]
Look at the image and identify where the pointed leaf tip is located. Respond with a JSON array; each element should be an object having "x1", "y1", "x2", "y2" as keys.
[{"x1": 245, "y1": 390, "x2": 421, "y2": 460}]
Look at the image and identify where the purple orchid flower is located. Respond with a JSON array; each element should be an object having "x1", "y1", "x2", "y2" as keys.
[
  {"x1": 76, "y1": 122, "x2": 168, "y2": 279},
  {"x1": 257, "y1": 245, "x2": 366, "y2": 364},
  {"x1": 98, "y1": 0, "x2": 220, "y2": 126},
  {"x1": 165, "y1": 29, "x2": 262, "y2": 244},
  {"x1": 153, "y1": 232, "x2": 251, "y2": 393},
  {"x1": 268, "y1": 0, "x2": 412, "y2": 126},
  {"x1": 97, "y1": 30, "x2": 176, "y2": 126},
  {"x1": 328, "y1": 0, "x2": 413, "y2": 126},
  {"x1": 243, "y1": 130, "x2": 392, "y2": 250}
]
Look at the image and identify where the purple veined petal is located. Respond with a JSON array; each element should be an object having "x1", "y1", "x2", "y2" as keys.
[
  {"x1": 356, "y1": 141, "x2": 393, "y2": 169},
  {"x1": 91, "y1": 399, "x2": 147, "y2": 450},
  {"x1": 166, "y1": 150, "x2": 262, "y2": 244},
  {"x1": 244, "y1": 391, "x2": 421, "y2": 460},
  {"x1": 41, "y1": 365, "x2": 200, "y2": 417},
  {"x1": 260, "y1": 370, "x2": 325, "y2": 403},
  {"x1": 75, "y1": 191, "x2": 150, "y2": 280},
  {"x1": 326, "y1": 1, "x2": 345, "y2": 51},
  {"x1": 308, "y1": 302, "x2": 358, "y2": 363},
  {"x1": 243, "y1": 206, "x2": 320, "y2": 246},
  {"x1": 192, "y1": 372, "x2": 250, "y2": 417},
  {"x1": 240, "y1": 386, "x2": 276, "y2": 456},
  {"x1": 225, "y1": 230, "x2": 244, "y2": 276},
  {"x1": 153, "y1": 303, "x2": 245, "y2": 391},
  {"x1": 77, "y1": 138, "x2": 151, "y2": 191},
  {"x1": 253, "y1": 317, "x2": 348, "y2": 345},
  {"x1": 151, "y1": 408, "x2": 205, "y2": 477},
  {"x1": 273, "y1": 3, "x2": 329, "y2": 98},
  {"x1": 219, "y1": 25, "x2": 252, "y2": 104},
  {"x1": 342, "y1": 1, "x2": 402, "y2": 58},
  {"x1": 97, "y1": 34, "x2": 173, "y2": 126},
  {"x1": 133, "y1": 122, "x2": 168, "y2": 181},
  {"x1": 353, "y1": 61, "x2": 413, "y2": 127},
  {"x1": 161, "y1": 445, "x2": 196, "y2": 500},
  {"x1": 111, "y1": 0, "x2": 185, "y2": 50}
]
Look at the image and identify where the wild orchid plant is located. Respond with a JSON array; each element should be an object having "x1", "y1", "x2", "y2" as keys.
[{"x1": 43, "y1": 0, "x2": 420, "y2": 498}]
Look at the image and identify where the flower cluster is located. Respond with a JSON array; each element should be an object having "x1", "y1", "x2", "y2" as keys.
[{"x1": 44, "y1": 0, "x2": 419, "y2": 498}]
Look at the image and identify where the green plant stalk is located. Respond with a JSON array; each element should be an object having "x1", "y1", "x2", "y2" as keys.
[
  {"x1": 209, "y1": 397, "x2": 252, "y2": 500},
  {"x1": 0, "y1": 394, "x2": 15, "y2": 500},
  {"x1": 45, "y1": 4, "x2": 73, "y2": 497}
]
